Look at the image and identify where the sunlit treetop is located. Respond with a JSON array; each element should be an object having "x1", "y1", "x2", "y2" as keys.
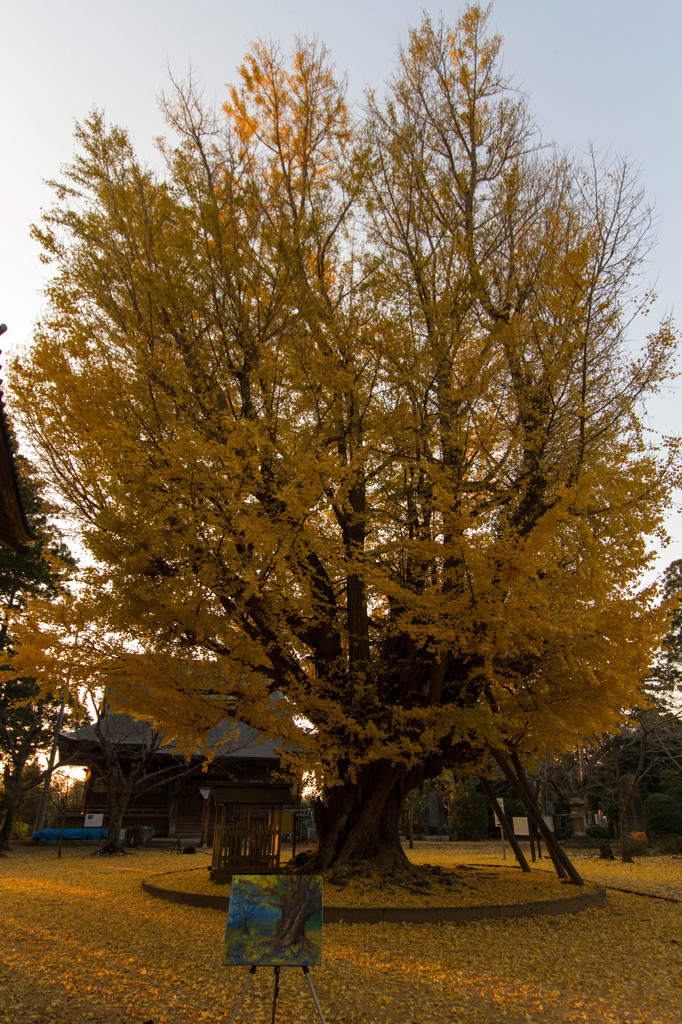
[{"x1": 8, "y1": 4, "x2": 679, "y2": 871}]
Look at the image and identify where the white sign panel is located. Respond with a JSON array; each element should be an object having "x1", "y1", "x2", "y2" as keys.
[
  {"x1": 493, "y1": 798, "x2": 505, "y2": 827},
  {"x1": 84, "y1": 813, "x2": 104, "y2": 827},
  {"x1": 510, "y1": 815, "x2": 554, "y2": 836}
]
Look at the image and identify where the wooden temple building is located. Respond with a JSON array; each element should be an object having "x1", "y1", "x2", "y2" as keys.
[
  {"x1": 58, "y1": 714, "x2": 300, "y2": 856},
  {"x1": 0, "y1": 327, "x2": 32, "y2": 551}
]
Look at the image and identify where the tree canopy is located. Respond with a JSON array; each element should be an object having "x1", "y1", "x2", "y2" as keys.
[{"x1": 9, "y1": 5, "x2": 678, "y2": 870}]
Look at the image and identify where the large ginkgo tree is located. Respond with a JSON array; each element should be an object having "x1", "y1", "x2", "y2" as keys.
[{"x1": 10, "y1": 6, "x2": 677, "y2": 873}]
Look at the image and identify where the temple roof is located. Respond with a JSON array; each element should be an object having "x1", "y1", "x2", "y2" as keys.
[
  {"x1": 59, "y1": 713, "x2": 283, "y2": 762},
  {"x1": 0, "y1": 332, "x2": 32, "y2": 550}
]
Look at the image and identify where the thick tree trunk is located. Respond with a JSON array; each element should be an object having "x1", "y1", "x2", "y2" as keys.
[
  {"x1": 0, "y1": 783, "x2": 24, "y2": 851},
  {"x1": 96, "y1": 748, "x2": 153, "y2": 853},
  {"x1": 618, "y1": 777, "x2": 638, "y2": 864},
  {"x1": 97, "y1": 771, "x2": 139, "y2": 854},
  {"x1": 310, "y1": 761, "x2": 415, "y2": 873},
  {"x1": 275, "y1": 906, "x2": 307, "y2": 948},
  {"x1": 99, "y1": 799, "x2": 127, "y2": 853}
]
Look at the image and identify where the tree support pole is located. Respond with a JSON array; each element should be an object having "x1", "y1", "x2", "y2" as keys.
[
  {"x1": 479, "y1": 776, "x2": 531, "y2": 873},
  {"x1": 506, "y1": 749, "x2": 583, "y2": 885},
  {"x1": 492, "y1": 750, "x2": 560, "y2": 875},
  {"x1": 492, "y1": 749, "x2": 582, "y2": 884},
  {"x1": 493, "y1": 750, "x2": 567, "y2": 879},
  {"x1": 529, "y1": 817, "x2": 541, "y2": 860}
]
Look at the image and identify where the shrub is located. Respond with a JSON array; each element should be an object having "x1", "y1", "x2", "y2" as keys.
[
  {"x1": 659, "y1": 770, "x2": 682, "y2": 806},
  {"x1": 644, "y1": 793, "x2": 682, "y2": 836},
  {"x1": 499, "y1": 796, "x2": 524, "y2": 820},
  {"x1": 657, "y1": 834, "x2": 682, "y2": 855},
  {"x1": 628, "y1": 838, "x2": 650, "y2": 857},
  {"x1": 449, "y1": 782, "x2": 489, "y2": 840},
  {"x1": 10, "y1": 820, "x2": 30, "y2": 840}
]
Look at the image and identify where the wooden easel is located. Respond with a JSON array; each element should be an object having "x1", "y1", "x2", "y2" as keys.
[{"x1": 227, "y1": 964, "x2": 327, "y2": 1024}]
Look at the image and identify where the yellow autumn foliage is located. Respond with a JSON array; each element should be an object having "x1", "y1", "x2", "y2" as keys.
[{"x1": 6, "y1": 5, "x2": 679, "y2": 868}]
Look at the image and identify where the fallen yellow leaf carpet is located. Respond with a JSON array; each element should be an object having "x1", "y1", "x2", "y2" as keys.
[{"x1": 0, "y1": 843, "x2": 680, "y2": 1023}]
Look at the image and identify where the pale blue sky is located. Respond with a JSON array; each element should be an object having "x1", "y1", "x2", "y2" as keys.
[{"x1": 2, "y1": 0, "x2": 681, "y2": 561}]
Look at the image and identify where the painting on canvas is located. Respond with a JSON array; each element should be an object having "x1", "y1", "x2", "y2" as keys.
[{"x1": 223, "y1": 874, "x2": 323, "y2": 967}]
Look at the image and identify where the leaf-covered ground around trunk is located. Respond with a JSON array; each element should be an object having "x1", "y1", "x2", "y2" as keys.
[
  {"x1": 159, "y1": 854, "x2": 586, "y2": 909},
  {"x1": 0, "y1": 841, "x2": 680, "y2": 1023}
]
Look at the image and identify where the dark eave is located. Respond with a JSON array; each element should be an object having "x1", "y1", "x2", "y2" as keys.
[
  {"x1": 210, "y1": 783, "x2": 295, "y2": 805},
  {"x1": 0, "y1": 328, "x2": 33, "y2": 550},
  {"x1": 58, "y1": 713, "x2": 286, "y2": 763}
]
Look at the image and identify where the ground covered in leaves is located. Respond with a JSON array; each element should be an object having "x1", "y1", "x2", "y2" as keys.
[
  {"x1": 161, "y1": 854, "x2": 580, "y2": 909},
  {"x1": 1, "y1": 841, "x2": 680, "y2": 1023}
]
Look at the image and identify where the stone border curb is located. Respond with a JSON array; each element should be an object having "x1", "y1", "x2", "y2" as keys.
[
  {"x1": 141, "y1": 876, "x2": 605, "y2": 924},
  {"x1": 142, "y1": 879, "x2": 230, "y2": 910},
  {"x1": 323, "y1": 887, "x2": 605, "y2": 923},
  {"x1": 601, "y1": 884, "x2": 680, "y2": 904}
]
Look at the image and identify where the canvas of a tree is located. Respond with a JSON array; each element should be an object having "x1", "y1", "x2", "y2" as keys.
[{"x1": 223, "y1": 875, "x2": 323, "y2": 966}]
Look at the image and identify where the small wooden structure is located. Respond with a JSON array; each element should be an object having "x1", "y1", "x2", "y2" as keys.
[{"x1": 210, "y1": 782, "x2": 297, "y2": 882}]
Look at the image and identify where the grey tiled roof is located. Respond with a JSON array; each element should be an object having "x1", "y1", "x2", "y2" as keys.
[{"x1": 60, "y1": 714, "x2": 283, "y2": 760}]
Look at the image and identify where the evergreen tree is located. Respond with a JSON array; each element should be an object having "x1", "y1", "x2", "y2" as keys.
[{"x1": 649, "y1": 559, "x2": 682, "y2": 711}]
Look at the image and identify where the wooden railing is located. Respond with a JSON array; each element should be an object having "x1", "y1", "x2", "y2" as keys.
[{"x1": 215, "y1": 825, "x2": 280, "y2": 877}]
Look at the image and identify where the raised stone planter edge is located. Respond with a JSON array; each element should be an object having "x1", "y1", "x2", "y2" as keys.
[{"x1": 141, "y1": 876, "x2": 606, "y2": 924}]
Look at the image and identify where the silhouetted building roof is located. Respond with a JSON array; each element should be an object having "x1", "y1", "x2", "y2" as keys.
[
  {"x1": 59, "y1": 713, "x2": 283, "y2": 763},
  {"x1": 0, "y1": 401, "x2": 32, "y2": 549},
  {"x1": 0, "y1": 328, "x2": 32, "y2": 550}
]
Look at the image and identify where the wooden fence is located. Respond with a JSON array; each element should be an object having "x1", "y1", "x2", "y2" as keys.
[{"x1": 212, "y1": 825, "x2": 281, "y2": 881}]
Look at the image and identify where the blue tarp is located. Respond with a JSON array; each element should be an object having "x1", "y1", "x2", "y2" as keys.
[{"x1": 32, "y1": 828, "x2": 109, "y2": 842}]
